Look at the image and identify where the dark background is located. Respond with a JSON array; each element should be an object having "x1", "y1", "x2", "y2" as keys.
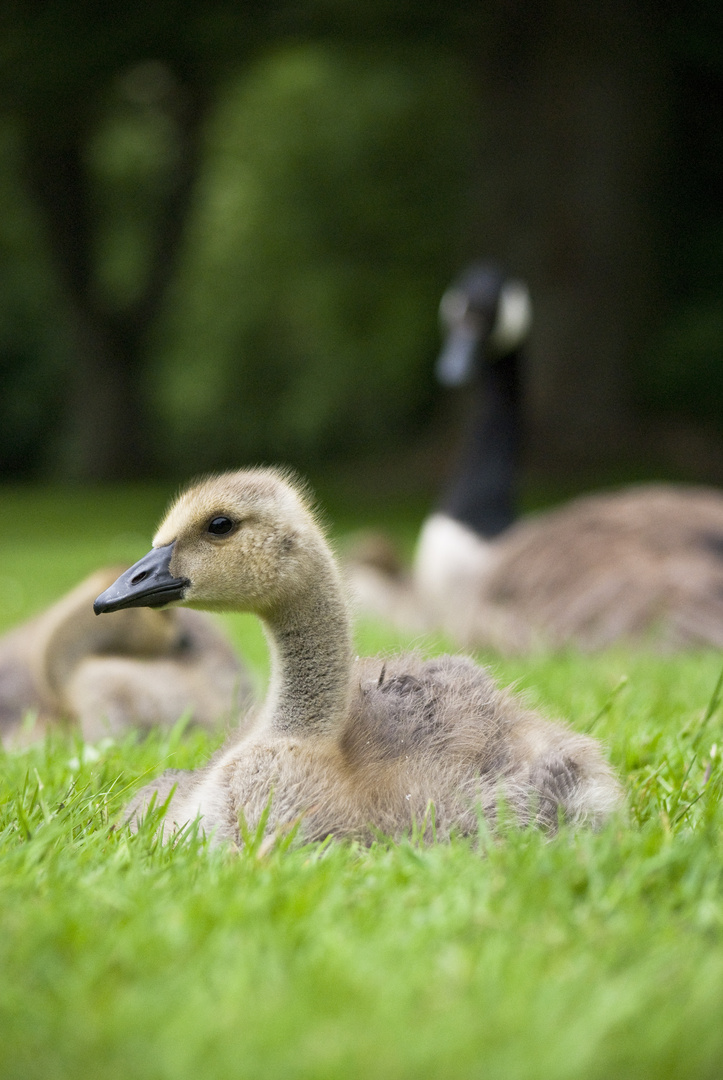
[{"x1": 0, "y1": 0, "x2": 721, "y2": 495}]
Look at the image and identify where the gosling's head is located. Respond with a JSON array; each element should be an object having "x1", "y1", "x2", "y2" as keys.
[{"x1": 94, "y1": 468, "x2": 323, "y2": 617}]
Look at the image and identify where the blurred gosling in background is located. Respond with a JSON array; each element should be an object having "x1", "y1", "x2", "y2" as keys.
[{"x1": 0, "y1": 567, "x2": 253, "y2": 745}]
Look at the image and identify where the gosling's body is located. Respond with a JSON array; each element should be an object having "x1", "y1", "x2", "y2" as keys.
[
  {"x1": 95, "y1": 468, "x2": 621, "y2": 845},
  {"x1": 128, "y1": 653, "x2": 617, "y2": 844},
  {"x1": 0, "y1": 567, "x2": 252, "y2": 744}
]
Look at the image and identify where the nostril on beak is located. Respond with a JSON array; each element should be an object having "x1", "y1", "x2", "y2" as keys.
[{"x1": 131, "y1": 570, "x2": 149, "y2": 586}]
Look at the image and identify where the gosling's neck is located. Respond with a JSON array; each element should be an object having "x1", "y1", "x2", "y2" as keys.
[{"x1": 259, "y1": 542, "x2": 353, "y2": 739}]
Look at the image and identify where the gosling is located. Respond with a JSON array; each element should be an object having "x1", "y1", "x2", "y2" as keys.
[
  {"x1": 94, "y1": 468, "x2": 621, "y2": 846},
  {"x1": 0, "y1": 567, "x2": 252, "y2": 744}
]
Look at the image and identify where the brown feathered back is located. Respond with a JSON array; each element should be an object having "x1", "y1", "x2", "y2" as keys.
[
  {"x1": 474, "y1": 485, "x2": 723, "y2": 650},
  {"x1": 347, "y1": 483, "x2": 723, "y2": 652}
]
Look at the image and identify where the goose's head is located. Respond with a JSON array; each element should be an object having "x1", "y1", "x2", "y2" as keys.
[
  {"x1": 436, "y1": 262, "x2": 532, "y2": 387},
  {"x1": 94, "y1": 469, "x2": 320, "y2": 618}
]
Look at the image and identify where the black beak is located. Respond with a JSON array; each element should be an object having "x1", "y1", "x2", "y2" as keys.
[
  {"x1": 93, "y1": 543, "x2": 190, "y2": 614},
  {"x1": 436, "y1": 325, "x2": 483, "y2": 387}
]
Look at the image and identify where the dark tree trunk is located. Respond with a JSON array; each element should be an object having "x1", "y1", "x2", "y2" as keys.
[
  {"x1": 463, "y1": 0, "x2": 667, "y2": 469},
  {"x1": 23, "y1": 77, "x2": 208, "y2": 480}
]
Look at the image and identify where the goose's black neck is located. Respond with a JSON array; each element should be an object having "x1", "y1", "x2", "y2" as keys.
[{"x1": 439, "y1": 348, "x2": 521, "y2": 539}]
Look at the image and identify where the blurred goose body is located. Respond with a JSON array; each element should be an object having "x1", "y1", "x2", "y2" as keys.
[{"x1": 350, "y1": 263, "x2": 723, "y2": 652}]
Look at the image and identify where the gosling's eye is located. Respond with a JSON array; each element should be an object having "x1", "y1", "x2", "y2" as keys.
[{"x1": 208, "y1": 516, "x2": 234, "y2": 535}]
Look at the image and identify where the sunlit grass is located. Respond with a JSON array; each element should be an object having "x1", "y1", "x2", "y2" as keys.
[{"x1": 1, "y1": 486, "x2": 723, "y2": 1078}]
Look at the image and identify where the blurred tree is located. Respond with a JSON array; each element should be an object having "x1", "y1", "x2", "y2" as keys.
[
  {"x1": 457, "y1": 1, "x2": 668, "y2": 464},
  {"x1": 630, "y1": 1, "x2": 723, "y2": 458},
  {"x1": 0, "y1": 120, "x2": 67, "y2": 476},
  {"x1": 0, "y1": 0, "x2": 720, "y2": 482},
  {"x1": 298, "y1": 0, "x2": 723, "y2": 474},
  {"x1": 0, "y1": 1, "x2": 268, "y2": 477},
  {"x1": 0, "y1": 1, "x2": 478, "y2": 481}
]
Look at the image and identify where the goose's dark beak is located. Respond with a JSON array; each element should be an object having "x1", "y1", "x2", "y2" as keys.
[
  {"x1": 436, "y1": 325, "x2": 482, "y2": 387},
  {"x1": 93, "y1": 543, "x2": 190, "y2": 614}
]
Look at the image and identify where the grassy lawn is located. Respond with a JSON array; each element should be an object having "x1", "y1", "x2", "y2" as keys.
[{"x1": 1, "y1": 485, "x2": 722, "y2": 1079}]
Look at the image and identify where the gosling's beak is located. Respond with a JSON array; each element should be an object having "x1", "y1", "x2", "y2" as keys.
[
  {"x1": 93, "y1": 543, "x2": 190, "y2": 614},
  {"x1": 436, "y1": 324, "x2": 483, "y2": 387}
]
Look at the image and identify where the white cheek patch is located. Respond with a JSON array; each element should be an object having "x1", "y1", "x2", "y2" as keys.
[{"x1": 489, "y1": 279, "x2": 532, "y2": 354}]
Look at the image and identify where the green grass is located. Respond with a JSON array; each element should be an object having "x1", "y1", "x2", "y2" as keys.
[{"x1": 1, "y1": 486, "x2": 723, "y2": 1079}]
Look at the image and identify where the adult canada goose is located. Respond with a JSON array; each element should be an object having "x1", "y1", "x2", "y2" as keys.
[
  {"x1": 94, "y1": 468, "x2": 620, "y2": 845},
  {"x1": 350, "y1": 263, "x2": 723, "y2": 651},
  {"x1": 0, "y1": 567, "x2": 253, "y2": 745}
]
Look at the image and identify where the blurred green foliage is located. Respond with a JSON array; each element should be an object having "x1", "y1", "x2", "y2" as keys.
[
  {"x1": 0, "y1": 2, "x2": 721, "y2": 480},
  {"x1": 638, "y1": 302, "x2": 723, "y2": 425},
  {"x1": 0, "y1": 33, "x2": 476, "y2": 479},
  {"x1": 152, "y1": 44, "x2": 474, "y2": 473}
]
